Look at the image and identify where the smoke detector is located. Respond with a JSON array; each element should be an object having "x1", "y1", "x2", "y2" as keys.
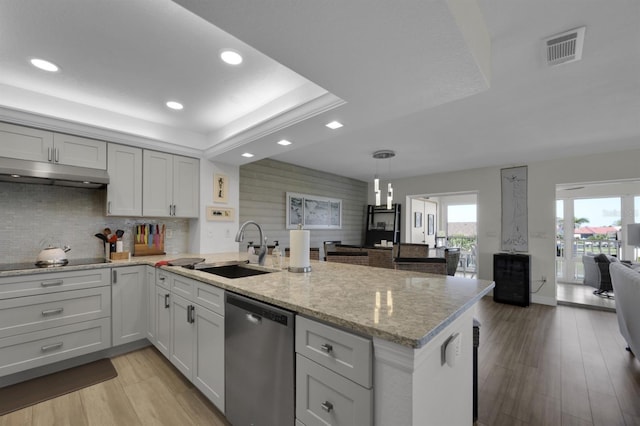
[{"x1": 544, "y1": 26, "x2": 586, "y2": 66}]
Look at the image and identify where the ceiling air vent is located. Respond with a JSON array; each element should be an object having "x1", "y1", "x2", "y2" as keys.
[{"x1": 545, "y1": 26, "x2": 585, "y2": 66}]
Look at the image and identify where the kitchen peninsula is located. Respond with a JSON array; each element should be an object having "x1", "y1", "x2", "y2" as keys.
[{"x1": 0, "y1": 253, "x2": 493, "y2": 426}]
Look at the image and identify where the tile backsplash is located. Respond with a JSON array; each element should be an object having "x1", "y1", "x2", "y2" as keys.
[{"x1": 0, "y1": 182, "x2": 190, "y2": 263}]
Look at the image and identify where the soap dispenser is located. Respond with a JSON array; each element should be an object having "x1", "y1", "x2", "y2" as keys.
[{"x1": 272, "y1": 240, "x2": 283, "y2": 269}]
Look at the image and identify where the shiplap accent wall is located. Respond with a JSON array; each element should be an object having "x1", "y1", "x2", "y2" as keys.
[{"x1": 239, "y1": 159, "x2": 368, "y2": 253}]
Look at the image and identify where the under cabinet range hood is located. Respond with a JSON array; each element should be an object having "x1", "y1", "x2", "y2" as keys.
[{"x1": 0, "y1": 157, "x2": 109, "y2": 188}]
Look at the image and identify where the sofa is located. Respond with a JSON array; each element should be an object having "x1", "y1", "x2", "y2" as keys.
[
  {"x1": 609, "y1": 262, "x2": 640, "y2": 357},
  {"x1": 582, "y1": 253, "x2": 619, "y2": 296}
]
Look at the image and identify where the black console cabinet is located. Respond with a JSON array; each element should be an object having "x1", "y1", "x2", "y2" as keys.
[{"x1": 493, "y1": 253, "x2": 530, "y2": 307}]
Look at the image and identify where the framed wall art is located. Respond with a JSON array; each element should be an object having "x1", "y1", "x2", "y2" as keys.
[
  {"x1": 286, "y1": 192, "x2": 342, "y2": 229},
  {"x1": 501, "y1": 165, "x2": 528, "y2": 252},
  {"x1": 214, "y1": 173, "x2": 228, "y2": 203}
]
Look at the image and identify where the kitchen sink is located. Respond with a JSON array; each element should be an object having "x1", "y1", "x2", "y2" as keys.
[{"x1": 187, "y1": 261, "x2": 273, "y2": 279}]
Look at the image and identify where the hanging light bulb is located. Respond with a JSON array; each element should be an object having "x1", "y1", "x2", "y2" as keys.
[{"x1": 372, "y1": 150, "x2": 395, "y2": 208}]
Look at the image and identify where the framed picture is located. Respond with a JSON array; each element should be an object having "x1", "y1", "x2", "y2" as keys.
[
  {"x1": 501, "y1": 166, "x2": 528, "y2": 252},
  {"x1": 414, "y1": 212, "x2": 423, "y2": 228},
  {"x1": 214, "y1": 173, "x2": 228, "y2": 203},
  {"x1": 206, "y1": 206, "x2": 235, "y2": 221},
  {"x1": 427, "y1": 214, "x2": 435, "y2": 235},
  {"x1": 286, "y1": 192, "x2": 342, "y2": 229}
]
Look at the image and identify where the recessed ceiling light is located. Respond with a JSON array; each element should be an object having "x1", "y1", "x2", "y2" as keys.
[
  {"x1": 220, "y1": 49, "x2": 243, "y2": 65},
  {"x1": 10, "y1": 174, "x2": 20, "y2": 178},
  {"x1": 241, "y1": 152, "x2": 254, "y2": 158},
  {"x1": 325, "y1": 121, "x2": 343, "y2": 130},
  {"x1": 30, "y1": 58, "x2": 59, "y2": 72},
  {"x1": 277, "y1": 139, "x2": 292, "y2": 146},
  {"x1": 166, "y1": 101, "x2": 184, "y2": 110}
]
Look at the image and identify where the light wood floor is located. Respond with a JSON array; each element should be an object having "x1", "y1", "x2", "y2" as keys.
[
  {"x1": 1, "y1": 298, "x2": 639, "y2": 426},
  {"x1": 475, "y1": 297, "x2": 640, "y2": 426},
  {"x1": 0, "y1": 346, "x2": 229, "y2": 426}
]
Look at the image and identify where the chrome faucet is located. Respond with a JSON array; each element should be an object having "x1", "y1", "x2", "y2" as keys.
[{"x1": 235, "y1": 221, "x2": 267, "y2": 266}]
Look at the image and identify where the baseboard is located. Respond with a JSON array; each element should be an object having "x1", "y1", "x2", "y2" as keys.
[
  {"x1": 0, "y1": 339, "x2": 151, "y2": 388},
  {"x1": 531, "y1": 294, "x2": 557, "y2": 306}
]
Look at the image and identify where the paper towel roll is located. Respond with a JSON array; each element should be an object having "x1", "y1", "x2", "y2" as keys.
[{"x1": 289, "y1": 230, "x2": 310, "y2": 270}]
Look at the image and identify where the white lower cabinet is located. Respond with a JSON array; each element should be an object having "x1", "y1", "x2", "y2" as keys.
[
  {"x1": 146, "y1": 266, "x2": 156, "y2": 343},
  {"x1": 192, "y1": 301, "x2": 225, "y2": 408},
  {"x1": 0, "y1": 268, "x2": 111, "y2": 378},
  {"x1": 153, "y1": 270, "x2": 225, "y2": 413},
  {"x1": 296, "y1": 355, "x2": 372, "y2": 426},
  {"x1": 112, "y1": 266, "x2": 147, "y2": 346},
  {"x1": 170, "y1": 293, "x2": 193, "y2": 377},
  {"x1": 155, "y1": 284, "x2": 172, "y2": 358},
  {"x1": 0, "y1": 318, "x2": 111, "y2": 377},
  {"x1": 295, "y1": 316, "x2": 373, "y2": 426}
]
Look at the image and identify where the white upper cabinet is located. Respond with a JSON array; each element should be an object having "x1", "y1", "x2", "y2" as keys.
[
  {"x1": 0, "y1": 122, "x2": 107, "y2": 169},
  {"x1": 53, "y1": 133, "x2": 107, "y2": 169},
  {"x1": 143, "y1": 150, "x2": 199, "y2": 218},
  {"x1": 0, "y1": 122, "x2": 53, "y2": 162},
  {"x1": 106, "y1": 144, "x2": 142, "y2": 216},
  {"x1": 173, "y1": 155, "x2": 200, "y2": 218}
]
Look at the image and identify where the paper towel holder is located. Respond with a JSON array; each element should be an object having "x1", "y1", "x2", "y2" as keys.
[{"x1": 288, "y1": 265, "x2": 312, "y2": 273}]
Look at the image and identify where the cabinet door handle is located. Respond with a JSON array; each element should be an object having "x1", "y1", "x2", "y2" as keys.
[
  {"x1": 41, "y1": 279, "x2": 64, "y2": 287},
  {"x1": 112, "y1": 270, "x2": 117, "y2": 284},
  {"x1": 320, "y1": 401, "x2": 334, "y2": 412},
  {"x1": 41, "y1": 342, "x2": 63, "y2": 352},
  {"x1": 164, "y1": 293, "x2": 170, "y2": 308},
  {"x1": 107, "y1": 201, "x2": 112, "y2": 214},
  {"x1": 47, "y1": 147, "x2": 53, "y2": 162},
  {"x1": 169, "y1": 205, "x2": 173, "y2": 216},
  {"x1": 55, "y1": 148, "x2": 60, "y2": 163},
  {"x1": 187, "y1": 305, "x2": 195, "y2": 323},
  {"x1": 320, "y1": 343, "x2": 333, "y2": 353},
  {"x1": 42, "y1": 307, "x2": 64, "y2": 316}
]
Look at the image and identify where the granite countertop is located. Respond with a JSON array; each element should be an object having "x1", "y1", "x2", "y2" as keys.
[{"x1": 0, "y1": 252, "x2": 494, "y2": 349}]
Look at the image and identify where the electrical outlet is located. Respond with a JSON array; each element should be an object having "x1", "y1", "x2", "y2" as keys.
[
  {"x1": 166, "y1": 229, "x2": 173, "y2": 239},
  {"x1": 225, "y1": 228, "x2": 231, "y2": 238},
  {"x1": 541, "y1": 275, "x2": 547, "y2": 283}
]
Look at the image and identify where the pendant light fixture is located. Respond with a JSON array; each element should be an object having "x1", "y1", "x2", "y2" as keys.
[{"x1": 372, "y1": 150, "x2": 395, "y2": 208}]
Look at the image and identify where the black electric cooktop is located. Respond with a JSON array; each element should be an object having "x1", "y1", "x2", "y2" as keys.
[{"x1": 0, "y1": 258, "x2": 110, "y2": 272}]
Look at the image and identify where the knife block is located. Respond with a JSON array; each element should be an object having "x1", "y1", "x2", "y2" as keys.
[
  {"x1": 133, "y1": 244, "x2": 165, "y2": 256},
  {"x1": 133, "y1": 225, "x2": 166, "y2": 256}
]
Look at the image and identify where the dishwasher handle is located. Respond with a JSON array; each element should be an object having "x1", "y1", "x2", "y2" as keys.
[{"x1": 246, "y1": 313, "x2": 262, "y2": 324}]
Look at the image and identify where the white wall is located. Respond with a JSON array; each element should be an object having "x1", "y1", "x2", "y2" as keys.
[
  {"x1": 372, "y1": 147, "x2": 640, "y2": 306},
  {"x1": 189, "y1": 160, "x2": 240, "y2": 253}
]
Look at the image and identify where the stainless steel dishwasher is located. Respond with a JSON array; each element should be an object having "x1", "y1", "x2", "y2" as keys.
[{"x1": 225, "y1": 293, "x2": 295, "y2": 425}]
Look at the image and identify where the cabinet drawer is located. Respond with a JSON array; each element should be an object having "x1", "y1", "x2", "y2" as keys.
[
  {"x1": 156, "y1": 269, "x2": 171, "y2": 290},
  {"x1": 296, "y1": 354, "x2": 372, "y2": 426},
  {"x1": 0, "y1": 286, "x2": 111, "y2": 338},
  {"x1": 0, "y1": 269, "x2": 110, "y2": 300},
  {"x1": 0, "y1": 318, "x2": 111, "y2": 377},
  {"x1": 194, "y1": 282, "x2": 224, "y2": 316},
  {"x1": 171, "y1": 273, "x2": 197, "y2": 300},
  {"x1": 296, "y1": 316, "x2": 372, "y2": 388}
]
